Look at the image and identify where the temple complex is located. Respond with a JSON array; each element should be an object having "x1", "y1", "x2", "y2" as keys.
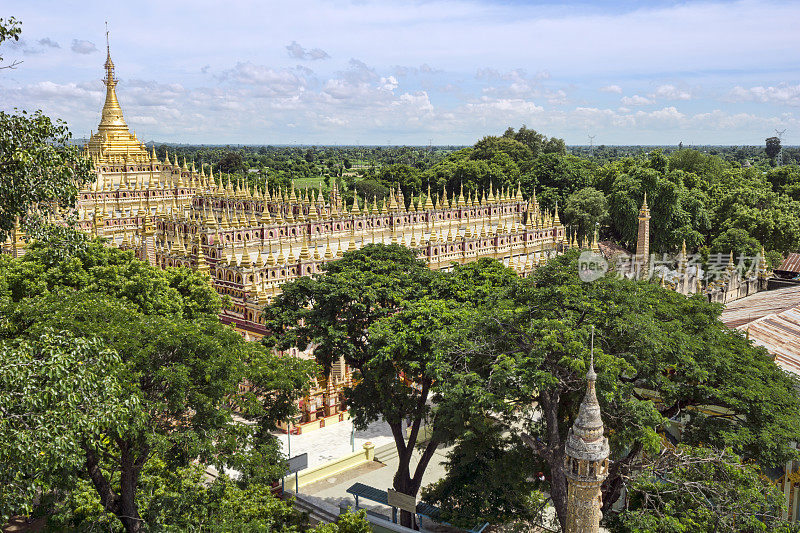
[
  {"x1": 53, "y1": 44, "x2": 569, "y2": 432},
  {"x1": 4, "y1": 42, "x2": 774, "y2": 439}
]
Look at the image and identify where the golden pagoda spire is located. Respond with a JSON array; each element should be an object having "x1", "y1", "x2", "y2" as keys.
[
  {"x1": 299, "y1": 232, "x2": 311, "y2": 260},
  {"x1": 424, "y1": 184, "x2": 435, "y2": 210},
  {"x1": 348, "y1": 223, "x2": 357, "y2": 252},
  {"x1": 98, "y1": 24, "x2": 127, "y2": 135},
  {"x1": 249, "y1": 271, "x2": 261, "y2": 302},
  {"x1": 255, "y1": 244, "x2": 265, "y2": 268}
]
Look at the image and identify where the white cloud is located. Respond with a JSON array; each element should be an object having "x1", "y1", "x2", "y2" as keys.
[
  {"x1": 220, "y1": 62, "x2": 307, "y2": 97},
  {"x1": 547, "y1": 89, "x2": 567, "y2": 105},
  {"x1": 24, "y1": 81, "x2": 101, "y2": 101},
  {"x1": 621, "y1": 94, "x2": 653, "y2": 106},
  {"x1": 727, "y1": 83, "x2": 800, "y2": 106},
  {"x1": 642, "y1": 106, "x2": 685, "y2": 123},
  {"x1": 70, "y1": 39, "x2": 97, "y2": 54},
  {"x1": 285, "y1": 41, "x2": 330, "y2": 61},
  {"x1": 651, "y1": 84, "x2": 692, "y2": 100},
  {"x1": 128, "y1": 116, "x2": 157, "y2": 125},
  {"x1": 600, "y1": 85, "x2": 623, "y2": 94},
  {"x1": 37, "y1": 37, "x2": 59, "y2": 48},
  {"x1": 379, "y1": 76, "x2": 398, "y2": 91}
]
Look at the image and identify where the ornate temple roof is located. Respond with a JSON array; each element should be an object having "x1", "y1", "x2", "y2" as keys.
[{"x1": 83, "y1": 31, "x2": 149, "y2": 164}]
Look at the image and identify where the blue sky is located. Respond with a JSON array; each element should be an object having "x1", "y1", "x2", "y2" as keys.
[{"x1": 1, "y1": 0, "x2": 798, "y2": 145}]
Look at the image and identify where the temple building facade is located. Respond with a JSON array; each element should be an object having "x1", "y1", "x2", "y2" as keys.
[{"x1": 60, "y1": 45, "x2": 569, "y2": 432}]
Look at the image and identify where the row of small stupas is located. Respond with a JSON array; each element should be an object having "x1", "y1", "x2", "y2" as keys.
[
  {"x1": 631, "y1": 195, "x2": 770, "y2": 303},
  {"x1": 64, "y1": 42, "x2": 568, "y2": 341},
  {"x1": 78, "y1": 169, "x2": 568, "y2": 337}
]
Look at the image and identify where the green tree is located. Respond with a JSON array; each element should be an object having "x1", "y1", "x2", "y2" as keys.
[
  {"x1": 262, "y1": 245, "x2": 514, "y2": 529},
  {"x1": 562, "y1": 187, "x2": 608, "y2": 245},
  {"x1": 314, "y1": 510, "x2": 372, "y2": 533},
  {"x1": 710, "y1": 227, "x2": 761, "y2": 261},
  {"x1": 217, "y1": 151, "x2": 245, "y2": 174},
  {"x1": 713, "y1": 180, "x2": 800, "y2": 255},
  {"x1": 605, "y1": 162, "x2": 711, "y2": 253},
  {"x1": 614, "y1": 445, "x2": 795, "y2": 532},
  {"x1": 0, "y1": 332, "x2": 134, "y2": 520},
  {"x1": 50, "y1": 456, "x2": 370, "y2": 532},
  {"x1": 0, "y1": 235, "x2": 313, "y2": 532},
  {"x1": 353, "y1": 179, "x2": 390, "y2": 202},
  {"x1": 0, "y1": 109, "x2": 94, "y2": 239},
  {"x1": 766, "y1": 136, "x2": 782, "y2": 163},
  {"x1": 472, "y1": 136, "x2": 533, "y2": 165},
  {"x1": 262, "y1": 245, "x2": 436, "y2": 529},
  {"x1": 521, "y1": 153, "x2": 595, "y2": 210},
  {"x1": 439, "y1": 250, "x2": 800, "y2": 530},
  {"x1": 502, "y1": 125, "x2": 565, "y2": 157}
]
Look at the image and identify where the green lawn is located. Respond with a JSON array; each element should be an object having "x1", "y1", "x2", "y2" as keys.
[{"x1": 292, "y1": 176, "x2": 327, "y2": 191}]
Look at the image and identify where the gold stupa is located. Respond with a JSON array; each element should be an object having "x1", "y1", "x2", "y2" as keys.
[{"x1": 83, "y1": 31, "x2": 149, "y2": 166}]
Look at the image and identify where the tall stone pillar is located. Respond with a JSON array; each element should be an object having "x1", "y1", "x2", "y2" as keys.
[
  {"x1": 564, "y1": 350, "x2": 609, "y2": 533},
  {"x1": 635, "y1": 193, "x2": 651, "y2": 279}
]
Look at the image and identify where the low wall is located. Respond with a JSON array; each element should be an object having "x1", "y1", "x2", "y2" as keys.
[
  {"x1": 284, "y1": 442, "x2": 375, "y2": 489},
  {"x1": 280, "y1": 411, "x2": 351, "y2": 435}
]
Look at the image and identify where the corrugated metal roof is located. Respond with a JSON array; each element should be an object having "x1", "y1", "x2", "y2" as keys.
[
  {"x1": 776, "y1": 253, "x2": 800, "y2": 275},
  {"x1": 720, "y1": 285, "x2": 800, "y2": 328},
  {"x1": 738, "y1": 305, "x2": 800, "y2": 377}
]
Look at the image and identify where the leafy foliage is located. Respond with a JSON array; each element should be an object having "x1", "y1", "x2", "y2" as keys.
[
  {"x1": 49, "y1": 455, "x2": 369, "y2": 532},
  {"x1": 0, "y1": 109, "x2": 94, "y2": 239},
  {"x1": 615, "y1": 445, "x2": 797, "y2": 533},
  {"x1": 0, "y1": 235, "x2": 313, "y2": 532},
  {"x1": 0, "y1": 332, "x2": 136, "y2": 520},
  {"x1": 437, "y1": 250, "x2": 800, "y2": 530},
  {"x1": 562, "y1": 187, "x2": 608, "y2": 244}
]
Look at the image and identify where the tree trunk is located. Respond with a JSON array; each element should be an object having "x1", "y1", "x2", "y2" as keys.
[
  {"x1": 84, "y1": 443, "x2": 145, "y2": 533},
  {"x1": 541, "y1": 390, "x2": 568, "y2": 531},
  {"x1": 388, "y1": 419, "x2": 440, "y2": 530},
  {"x1": 549, "y1": 453, "x2": 568, "y2": 530},
  {"x1": 118, "y1": 443, "x2": 144, "y2": 533},
  {"x1": 601, "y1": 442, "x2": 643, "y2": 516},
  {"x1": 390, "y1": 421, "x2": 416, "y2": 529}
]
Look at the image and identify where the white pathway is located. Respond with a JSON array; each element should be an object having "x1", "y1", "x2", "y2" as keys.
[{"x1": 273, "y1": 418, "x2": 395, "y2": 467}]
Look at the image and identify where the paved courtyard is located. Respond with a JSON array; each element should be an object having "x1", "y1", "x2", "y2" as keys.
[
  {"x1": 272, "y1": 418, "x2": 395, "y2": 467},
  {"x1": 293, "y1": 442, "x2": 458, "y2": 531}
]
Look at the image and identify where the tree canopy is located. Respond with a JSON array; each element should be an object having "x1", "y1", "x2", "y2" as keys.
[
  {"x1": 0, "y1": 109, "x2": 94, "y2": 240},
  {"x1": 262, "y1": 245, "x2": 517, "y2": 528},
  {"x1": 432, "y1": 249, "x2": 800, "y2": 530},
  {"x1": 613, "y1": 445, "x2": 795, "y2": 533},
  {"x1": 0, "y1": 232, "x2": 317, "y2": 532}
]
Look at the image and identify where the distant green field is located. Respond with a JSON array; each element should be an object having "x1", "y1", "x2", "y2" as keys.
[{"x1": 292, "y1": 176, "x2": 327, "y2": 191}]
